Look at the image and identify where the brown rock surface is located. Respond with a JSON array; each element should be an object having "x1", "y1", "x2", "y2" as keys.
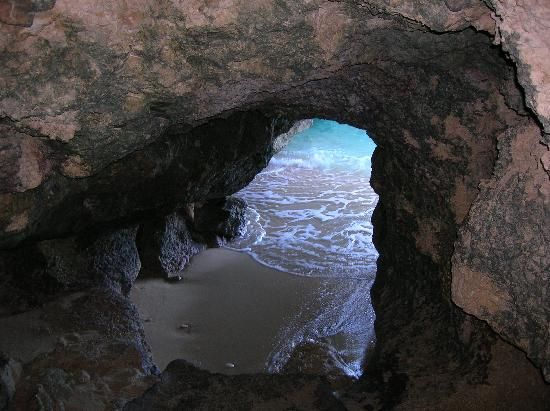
[
  {"x1": 0, "y1": 290, "x2": 158, "y2": 410},
  {"x1": 490, "y1": 0, "x2": 550, "y2": 135},
  {"x1": 0, "y1": 0, "x2": 549, "y2": 409},
  {"x1": 452, "y1": 119, "x2": 550, "y2": 381},
  {"x1": 0, "y1": 0, "x2": 503, "y2": 249},
  {"x1": 124, "y1": 360, "x2": 346, "y2": 411},
  {"x1": 137, "y1": 211, "x2": 204, "y2": 280}
]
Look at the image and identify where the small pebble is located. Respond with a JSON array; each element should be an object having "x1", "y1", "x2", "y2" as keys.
[
  {"x1": 178, "y1": 323, "x2": 191, "y2": 330},
  {"x1": 144, "y1": 317, "x2": 152, "y2": 323},
  {"x1": 225, "y1": 362, "x2": 235, "y2": 368},
  {"x1": 167, "y1": 276, "x2": 183, "y2": 283}
]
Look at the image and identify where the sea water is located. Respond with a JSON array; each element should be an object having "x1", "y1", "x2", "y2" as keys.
[{"x1": 227, "y1": 119, "x2": 378, "y2": 377}]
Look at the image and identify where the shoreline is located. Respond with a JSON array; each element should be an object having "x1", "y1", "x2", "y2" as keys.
[
  {"x1": 130, "y1": 248, "x2": 330, "y2": 374},
  {"x1": 131, "y1": 247, "x2": 375, "y2": 377}
]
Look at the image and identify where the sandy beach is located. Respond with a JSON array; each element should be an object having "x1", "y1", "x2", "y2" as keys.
[{"x1": 130, "y1": 248, "x2": 331, "y2": 374}]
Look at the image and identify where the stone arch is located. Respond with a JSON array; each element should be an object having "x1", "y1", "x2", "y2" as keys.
[{"x1": 1, "y1": 1, "x2": 549, "y2": 408}]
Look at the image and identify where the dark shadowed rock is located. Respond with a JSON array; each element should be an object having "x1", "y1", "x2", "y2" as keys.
[
  {"x1": 0, "y1": 0, "x2": 549, "y2": 409},
  {"x1": 3, "y1": 289, "x2": 158, "y2": 411},
  {"x1": 137, "y1": 212, "x2": 205, "y2": 279},
  {"x1": 281, "y1": 339, "x2": 353, "y2": 391},
  {"x1": 91, "y1": 227, "x2": 141, "y2": 295},
  {"x1": 124, "y1": 360, "x2": 346, "y2": 411},
  {"x1": 35, "y1": 226, "x2": 142, "y2": 296},
  {"x1": 192, "y1": 196, "x2": 247, "y2": 247},
  {"x1": 0, "y1": 354, "x2": 20, "y2": 410},
  {"x1": 0, "y1": 226, "x2": 141, "y2": 313},
  {"x1": 0, "y1": 111, "x2": 287, "y2": 251}
]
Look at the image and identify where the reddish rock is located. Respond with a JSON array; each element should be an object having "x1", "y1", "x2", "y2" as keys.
[
  {"x1": 0, "y1": 0, "x2": 549, "y2": 409},
  {"x1": 0, "y1": 126, "x2": 52, "y2": 194},
  {"x1": 0, "y1": 0, "x2": 33, "y2": 27}
]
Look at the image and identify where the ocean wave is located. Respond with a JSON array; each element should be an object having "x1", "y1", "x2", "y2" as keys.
[
  {"x1": 225, "y1": 118, "x2": 378, "y2": 377},
  {"x1": 227, "y1": 119, "x2": 378, "y2": 280}
]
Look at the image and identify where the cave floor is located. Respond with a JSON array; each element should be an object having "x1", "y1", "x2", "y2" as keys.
[{"x1": 1, "y1": 283, "x2": 549, "y2": 410}]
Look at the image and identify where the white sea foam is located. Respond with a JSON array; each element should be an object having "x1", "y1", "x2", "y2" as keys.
[{"x1": 226, "y1": 119, "x2": 378, "y2": 377}]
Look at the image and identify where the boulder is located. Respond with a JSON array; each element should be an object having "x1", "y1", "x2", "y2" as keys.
[
  {"x1": 137, "y1": 212, "x2": 204, "y2": 279},
  {"x1": 192, "y1": 197, "x2": 247, "y2": 247}
]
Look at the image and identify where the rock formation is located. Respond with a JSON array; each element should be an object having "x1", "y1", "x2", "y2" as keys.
[
  {"x1": 137, "y1": 212, "x2": 204, "y2": 279},
  {"x1": 272, "y1": 119, "x2": 314, "y2": 153},
  {"x1": 0, "y1": 0, "x2": 549, "y2": 409}
]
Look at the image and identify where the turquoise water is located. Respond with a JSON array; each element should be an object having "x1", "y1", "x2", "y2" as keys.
[
  {"x1": 273, "y1": 120, "x2": 376, "y2": 174},
  {"x1": 229, "y1": 119, "x2": 378, "y2": 279},
  {"x1": 227, "y1": 119, "x2": 378, "y2": 377}
]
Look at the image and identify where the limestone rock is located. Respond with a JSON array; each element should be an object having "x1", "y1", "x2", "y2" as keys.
[
  {"x1": 35, "y1": 226, "x2": 142, "y2": 296},
  {"x1": 2, "y1": 289, "x2": 158, "y2": 411},
  {"x1": 489, "y1": 0, "x2": 550, "y2": 135},
  {"x1": 281, "y1": 339, "x2": 353, "y2": 389},
  {"x1": 137, "y1": 212, "x2": 204, "y2": 279},
  {"x1": 0, "y1": 111, "x2": 285, "y2": 250},
  {"x1": 0, "y1": 0, "x2": 55, "y2": 26},
  {"x1": 192, "y1": 196, "x2": 247, "y2": 246},
  {"x1": 0, "y1": 127, "x2": 52, "y2": 194},
  {"x1": 452, "y1": 120, "x2": 550, "y2": 381},
  {"x1": 0, "y1": 226, "x2": 141, "y2": 314},
  {"x1": 0, "y1": 0, "x2": 549, "y2": 408},
  {"x1": 91, "y1": 227, "x2": 142, "y2": 295},
  {"x1": 124, "y1": 359, "x2": 346, "y2": 411}
]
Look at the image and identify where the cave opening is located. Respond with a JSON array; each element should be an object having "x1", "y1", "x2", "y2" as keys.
[
  {"x1": 131, "y1": 118, "x2": 378, "y2": 379},
  {"x1": 2, "y1": 2, "x2": 550, "y2": 408}
]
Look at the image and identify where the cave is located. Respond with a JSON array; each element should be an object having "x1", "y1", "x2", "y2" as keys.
[
  {"x1": 130, "y1": 118, "x2": 378, "y2": 379},
  {"x1": 0, "y1": 1, "x2": 549, "y2": 410}
]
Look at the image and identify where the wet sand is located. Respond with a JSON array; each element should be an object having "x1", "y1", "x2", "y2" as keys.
[{"x1": 130, "y1": 248, "x2": 329, "y2": 374}]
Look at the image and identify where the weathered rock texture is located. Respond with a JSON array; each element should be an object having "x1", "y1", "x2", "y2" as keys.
[
  {"x1": 124, "y1": 360, "x2": 345, "y2": 411},
  {"x1": 137, "y1": 212, "x2": 204, "y2": 279},
  {"x1": 0, "y1": 110, "x2": 286, "y2": 249},
  {"x1": 1, "y1": 0, "x2": 549, "y2": 409},
  {"x1": 281, "y1": 338, "x2": 351, "y2": 388},
  {"x1": 0, "y1": 290, "x2": 158, "y2": 410},
  {"x1": 0, "y1": 225, "x2": 141, "y2": 315},
  {"x1": 489, "y1": 0, "x2": 550, "y2": 136},
  {"x1": 452, "y1": 119, "x2": 550, "y2": 381},
  {"x1": 192, "y1": 196, "x2": 248, "y2": 246}
]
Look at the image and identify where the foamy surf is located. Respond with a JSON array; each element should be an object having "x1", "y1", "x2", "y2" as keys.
[
  {"x1": 228, "y1": 119, "x2": 377, "y2": 279},
  {"x1": 226, "y1": 119, "x2": 378, "y2": 377}
]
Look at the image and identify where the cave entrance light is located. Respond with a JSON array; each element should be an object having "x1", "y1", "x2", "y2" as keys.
[
  {"x1": 130, "y1": 118, "x2": 379, "y2": 379},
  {"x1": 225, "y1": 118, "x2": 379, "y2": 377}
]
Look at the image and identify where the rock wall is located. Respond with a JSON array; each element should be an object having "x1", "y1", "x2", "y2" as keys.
[
  {"x1": 449, "y1": 0, "x2": 550, "y2": 383},
  {"x1": 452, "y1": 118, "x2": 550, "y2": 381},
  {"x1": 1, "y1": 290, "x2": 158, "y2": 410},
  {"x1": 0, "y1": 109, "x2": 290, "y2": 249},
  {"x1": 1, "y1": 0, "x2": 549, "y2": 408},
  {"x1": 489, "y1": 0, "x2": 550, "y2": 136}
]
